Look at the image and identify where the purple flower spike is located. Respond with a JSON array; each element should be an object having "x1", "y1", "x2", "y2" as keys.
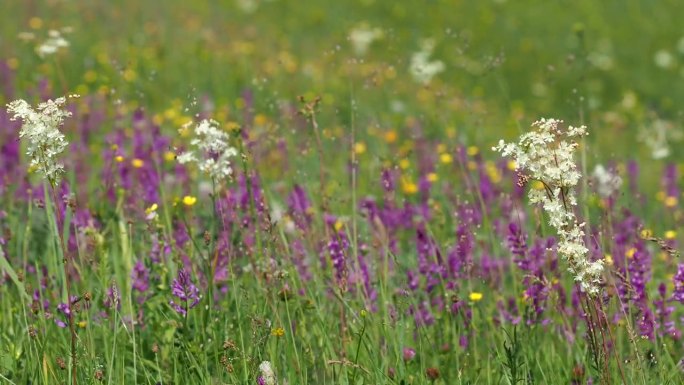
[{"x1": 170, "y1": 269, "x2": 201, "y2": 316}]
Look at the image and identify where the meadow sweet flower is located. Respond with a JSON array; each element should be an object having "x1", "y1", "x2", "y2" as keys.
[
  {"x1": 494, "y1": 118, "x2": 604, "y2": 296},
  {"x1": 257, "y1": 361, "x2": 277, "y2": 385},
  {"x1": 349, "y1": 24, "x2": 383, "y2": 55},
  {"x1": 409, "y1": 39, "x2": 445, "y2": 84},
  {"x1": 592, "y1": 164, "x2": 622, "y2": 198},
  {"x1": 177, "y1": 119, "x2": 238, "y2": 181},
  {"x1": 35, "y1": 29, "x2": 69, "y2": 58},
  {"x1": 7, "y1": 95, "x2": 76, "y2": 182}
]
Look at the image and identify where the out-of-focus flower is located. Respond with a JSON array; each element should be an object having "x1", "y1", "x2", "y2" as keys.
[
  {"x1": 592, "y1": 164, "x2": 622, "y2": 198},
  {"x1": 257, "y1": 361, "x2": 277, "y2": 385},
  {"x1": 349, "y1": 24, "x2": 383, "y2": 55},
  {"x1": 182, "y1": 195, "x2": 197, "y2": 206},
  {"x1": 7, "y1": 95, "x2": 77, "y2": 182},
  {"x1": 638, "y1": 118, "x2": 682, "y2": 160},
  {"x1": 177, "y1": 119, "x2": 238, "y2": 181},
  {"x1": 402, "y1": 347, "x2": 416, "y2": 362},
  {"x1": 469, "y1": 292, "x2": 483, "y2": 302},
  {"x1": 409, "y1": 39, "x2": 445, "y2": 84},
  {"x1": 36, "y1": 29, "x2": 69, "y2": 58}
]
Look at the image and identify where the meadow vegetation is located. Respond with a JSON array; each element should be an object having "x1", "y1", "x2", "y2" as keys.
[{"x1": 1, "y1": 1, "x2": 684, "y2": 384}]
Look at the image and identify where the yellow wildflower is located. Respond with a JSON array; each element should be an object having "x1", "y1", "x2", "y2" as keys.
[
  {"x1": 182, "y1": 195, "x2": 197, "y2": 206},
  {"x1": 604, "y1": 254, "x2": 614, "y2": 266},
  {"x1": 145, "y1": 203, "x2": 158, "y2": 215},
  {"x1": 384, "y1": 130, "x2": 397, "y2": 143},
  {"x1": 625, "y1": 247, "x2": 636, "y2": 259},
  {"x1": 469, "y1": 292, "x2": 483, "y2": 302},
  {"x1": 665, "y1": 196, "x2": 678, "y2": 207},
  {"x1": 131, "y1": 158, "x2": 144, "y2": 168},
  {"x1": 467, "y1": 146, "x2": 479, "y2": 156},
  {"x1": 402, "y1": 178, "x2": 418, "y2": 195},
  {"x1": 439, "y1": 153, "x2": 453, "y2": 164}
]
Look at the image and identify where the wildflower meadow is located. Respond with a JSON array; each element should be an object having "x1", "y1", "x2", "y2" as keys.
[{"x1": 2, "y1": 1, "x2": 684, "y2": 384}]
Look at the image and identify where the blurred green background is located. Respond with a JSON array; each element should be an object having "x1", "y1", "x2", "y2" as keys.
[{"x1": 2, "y1": 0, "x2": 684, "y2": 162}]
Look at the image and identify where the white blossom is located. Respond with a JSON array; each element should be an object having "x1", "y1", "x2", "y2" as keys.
[
  {"x1": 7, "y1": 96, "x2": 77, "y2": 182},
  {"x1": 35, "y1": 29, "x2": 69, "y2": 58},
  {"x1": 409, "y1": 39, "x2": 445, "y2": 84},
  {"x1": 258, "y1": 361, "x2": 277, "y2": 385},
  {"x1": 349, "y1": 24, "x2": 383, "y2": 55},
  {"x1": 592, "y1": 164, "x2": 622, "y2": 198},
  {"x1": 177, "y1": 119, "x2": 238, "y2": 181},
  {"x1": 494, "y1": 118, "x2": 604, "y2": 296}
]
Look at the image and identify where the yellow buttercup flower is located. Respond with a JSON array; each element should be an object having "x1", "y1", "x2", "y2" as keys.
[
  {"x1": 131, "y1": 158, "x2": 144, "y2": 168},
  {"x1": 467, "y1": 146, "x2": 479, "y2": 156},
  {"x1": 145, "y1": 203, "x2": 158, "y2": 215},
  {"x1": 401, "y1": 178, "x2": 418, "y2": 195},
  {"x1": 469, "y1": 292, "x2": 483, "y2": 302},
  {"x1": 271, "y1": 327, "x2": 285, "y2": 337},
  {"x1": 439, "y1": 153, "x2": 453, "y2": 164},
  {"x1": 182, "y1": 195, "x2": 197, "y2": 206}
]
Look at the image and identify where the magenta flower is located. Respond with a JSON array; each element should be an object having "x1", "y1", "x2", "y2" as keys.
[
  {"x1": 402, "y1": 347, "x2": 416, "y2": 362},
  {"x1": 170, "y1": 269, "x2": 200, "y2": 316}
]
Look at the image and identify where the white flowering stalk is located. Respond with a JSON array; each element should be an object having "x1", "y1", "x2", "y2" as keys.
[
  {"x1": 7, "y1": 96, "x2": 76, "y2": 183},
  {"x1": 494, "y1": 118, "x2": 603, "y2": 296},
  {"x1": 177, "y1": 119, "x2": 238, "y2": 181},
  {"x1": 409, "y1": 39, "x2": 445, "y2": 84},
  {"x1": 35, "y1": 29, "x2": 69, "y2": 58},
  {"x1": 258, "y1": 361, "x2": 277, "y2": 385}
]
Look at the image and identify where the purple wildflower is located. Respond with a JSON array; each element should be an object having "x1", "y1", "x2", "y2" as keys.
[
  {"x1": 672, "y1": 264, "x2": 684, "y2": 303},
  {"x1": 170, "y1": 269, "x2": 201, "y2": 316},
  {"x1": 132, "y1": 260, "x2": 150, "y2": 293}
]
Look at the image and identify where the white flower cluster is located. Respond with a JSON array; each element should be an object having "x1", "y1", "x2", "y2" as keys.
[
  {"x1": 592, "y1": 164, "x2": 622, "y2": 198},
  {"x1": 176, "y1": 119, "x2": 238, "y2": 181},
  {"x1": 258, "y1": 361, "x2": 277, "y2": 385},
  {"x1": 494, "y1": 118, "x2": 604, "y2": 296},
  {"x1": 409, "y1": 39, "x2": 445, "y2": 84},
  {"x1": 7, "y1": 96, "x2": 76, "y2": 182},
  {"x1": 36, "y1": 29, "x2": 69, "y2": 58},
  {"x1": 349, "y1": 24, "x2": 383, "y2": 55},
  {"x1": 637, "y1": 118, "x2": 680, "y2": 160}
]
